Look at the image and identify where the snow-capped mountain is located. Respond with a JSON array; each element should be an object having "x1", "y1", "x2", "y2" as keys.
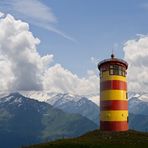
[
  {"x1": 47, "y1": 93, "x2": 86, "y2": 105},
  {"x1": 18, "y1": 91, "x2": 100, "y2": 125},
  {"x1": 19, "y1": 91, "x2": 58, "y2": 102},
  {"x1": 18, "y1": 91, "x2": 100, "y2": 105},
  {"x1": 1, "y1": 91, "x2": 148, "y2": 124},
  {"x1": 129, "y1": 97, "x2": 148, "y2": 115},
  {"x1": 128, "y1": 92, "x2": 148, "y2": 131},
  {"x1": 128, "y1": 92, "x2": 148, "y2": 102},
  {"x1": 0, "y1": 92, "x2": 148, "y2": 134},
  {"x1": 0, "y1": 92, "x2": 49, "y2": 113},
  {"x1": 0, "y1": 92, "x2": 97, "y2": 148},
  {"x1": 0, "y1": 91, "x2": 99, "y2": 125},
  {"x1": 46, "y1": 93, "x2": 99, "y2": 125},
  {"x1": 125, "y1": 92, "x2": 148, "y2": 115}
]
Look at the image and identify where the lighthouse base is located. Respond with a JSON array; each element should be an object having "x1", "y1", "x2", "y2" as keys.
[{"x1": 100, "y1": 121, "x2": 128, "y2": 131}]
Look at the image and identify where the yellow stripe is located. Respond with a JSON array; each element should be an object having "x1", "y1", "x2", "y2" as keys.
[
  {"x1": 101, "y1": 71, "x2": 126, "y2": 82},
  {"x1": 100, "y1": 90, "x2": 127, "y2": 100},
  {"x1": 100, "y1": 110, "x2": 128, "y2": 121}
]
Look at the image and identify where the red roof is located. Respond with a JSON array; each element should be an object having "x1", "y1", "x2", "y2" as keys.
[{"x1": 98, "y1": 54, "x2": 128, "y2": 70}]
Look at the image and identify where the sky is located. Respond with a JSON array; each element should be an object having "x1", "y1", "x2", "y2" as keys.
[{"x1": 0, "y1": 0, "x2": 148, "y2": 95}]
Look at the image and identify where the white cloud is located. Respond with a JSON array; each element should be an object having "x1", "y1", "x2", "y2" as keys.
[
  {"x1": 0, "y1": 0, "x2": 56, "y2": 23},
  {"x1": 36, "y1": 23, "x2": 77, "y2": 42},
  {"x1": 123, "y1": 36, "x2": 148, "y2": 92},
  {"x1": 0, "y1": 55, "x2": 14, "y2": 90},
  {"x1": 0, "y1": 13, "x2": 53, "y2": 91},
  {"x1": 43, "y1": 64, "x2": 99, "y2": 96},
  {"x1": 87, "y1": 70, "x2": 95, "y2": 76},
  {"x1": 12, "y1": 0, "x2": 57, "y2": 24},
  {"x1": 0, "y1": 13, "x2": 99, "y2": 96},
  {"x1": 0, "y1": 0, "x2": 75, "y2": 41}
]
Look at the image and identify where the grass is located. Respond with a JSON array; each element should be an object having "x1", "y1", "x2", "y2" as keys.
[{"x1": 24, "y1": 130, "x2": 148, "y2": 148}]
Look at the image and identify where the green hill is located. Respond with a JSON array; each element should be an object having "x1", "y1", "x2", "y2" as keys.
[{"x1": 25, "y1": 130, "x2": 148, "y2": 148}]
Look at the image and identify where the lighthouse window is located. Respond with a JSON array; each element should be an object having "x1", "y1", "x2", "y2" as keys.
[
  {"x1": 109, "y1": 65, "x2": 126, "y2": 77},
  {"x1": 119, "y1": 70, "x2": 122, "y2": 76},
  {"x1": 110, "y1": 69, "x2": 113, "y2": 75},
  {"x1": 110, "y1": 65, "x2": 113, "y2": 69},
  {"x1": 114, "y1": 69, "x2": 119, "y2": 75},
  {"x1": 114, "y1": 65, "x2": 119, "y2": 69}
]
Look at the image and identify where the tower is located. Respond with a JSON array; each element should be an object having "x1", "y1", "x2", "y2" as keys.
[{"x1": 98, "y1": 54, "x2": 128, "y2": 131}]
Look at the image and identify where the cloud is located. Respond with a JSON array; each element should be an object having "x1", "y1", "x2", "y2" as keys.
[
  {"x1": 0, "y1": 13, "x2": 53, "y2": 91},
  {"x1": 35, "y1": 23, "x2": 77, "y2": 42},
  {"x1": 12, "y1": 0, "x2": 57, "y2": 24},
  {"x1": 0, "y1": 54, "x2": 14, "y2": 90},
  {"x1": 123, "y1": 36, "x2": 148, "y2": 92},
  {"x1": 43, "y1": 64, "x2": 99, "y2": 96},
  {"x1": 0, "y1": 0, "x2": 75, "y2": 41},
  {"x1": 0, "y1": 13, "x2": 99, "y2": 96}
]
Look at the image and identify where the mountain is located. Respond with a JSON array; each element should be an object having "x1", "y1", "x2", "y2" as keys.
[
  {"x1": 0, "y1": 93, "x2": 97, "y2": 148},
  {"x1": 1, "y1": 91, "x2": 148, "y2": 147},
  {"x1": 129, "y1": 113, "x2": 148, "y2": 132},
  {"x1": 19, "y1": 91, "x2": 99, "y2": 105},
  {"x1": 3, "y1": 91, "x2": 148, "y2": 125},
  {"x1": 46, "y1": 93, "x2": 99, "y2": 125},
  {"x1": 17, "y1": 91, "x2": 99, "y2": 125},
  {"x1": 20, "y1": 91, "x2": 148, "y2": 131},
  {"x1": 19, "y1": 91, "x2": 58, "y2": 102},
  {"x1": 126, "y1": 93, "x2": 148, "y2": 132},
  {"x1": 26, "y1": 130, "x2": 148, "y2": 148},
  {"x1": 129, "y1": 93, "x2": 148, "y2": 115}
]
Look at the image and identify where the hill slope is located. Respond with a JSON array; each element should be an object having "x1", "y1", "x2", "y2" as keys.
[{"x1": 26, "y1": 130, "x2": 148, "y2": 148}]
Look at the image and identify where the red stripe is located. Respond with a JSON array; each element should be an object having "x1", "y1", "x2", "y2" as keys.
[
  {"x1": 100, "y1": 100, "x2": 128, "y2": 111},
  {"x1": 100, "y1": 121, "x2": 128, "y2": 131},
  {"x1": 100, "y1": 80, "x2": 127, "y2": 90}
]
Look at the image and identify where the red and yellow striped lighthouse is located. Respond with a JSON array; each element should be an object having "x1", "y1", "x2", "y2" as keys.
[{"x1": 98, "y1": 54, "x2": 128, "y2": 131}]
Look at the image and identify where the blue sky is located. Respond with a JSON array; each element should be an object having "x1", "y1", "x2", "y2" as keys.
[
  {"x1": 1, "y1": 0, "x2": 148, "y2": 76},
  {"x1": 34, "y1": 0, "x2": 148, "y2": 76},
  {"x1": 39, "y1": 0, "x2": 148, "y2": 74}
]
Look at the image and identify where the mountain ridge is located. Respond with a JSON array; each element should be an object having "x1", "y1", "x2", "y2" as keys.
[
  {"x1": 0, "y1": 92, "x2": 97, "y2": 148},
  {"x1": 1, "y1": 91, "x2": 148, "y2": 148}
]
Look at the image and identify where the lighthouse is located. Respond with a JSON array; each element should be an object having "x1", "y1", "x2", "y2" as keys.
[{"x1": 98, "y1": 54, "x2": 128, "y2": 131}]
